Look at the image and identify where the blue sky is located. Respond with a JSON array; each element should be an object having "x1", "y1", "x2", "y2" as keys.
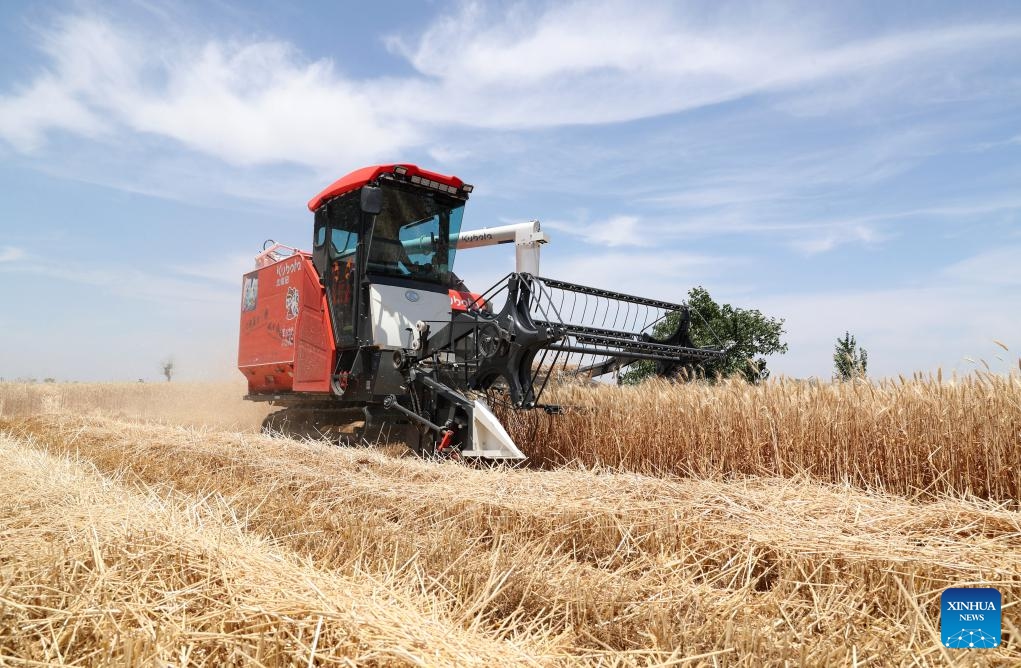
[{"x1": 1, "y1": 0, "x2": 1019, "y2": 381}]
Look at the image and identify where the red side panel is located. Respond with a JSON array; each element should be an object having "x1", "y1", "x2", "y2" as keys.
[
  {"x1": 307, "y1": 163, "x2": 465, "y2": 211},
  {"x1": 238, "y1": 253, "x2": 334, "y2": 395}
]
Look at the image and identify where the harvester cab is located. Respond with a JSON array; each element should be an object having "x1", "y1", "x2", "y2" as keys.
[{"x1": 239, "y1": 164, "x2": 723, "y2": 460}]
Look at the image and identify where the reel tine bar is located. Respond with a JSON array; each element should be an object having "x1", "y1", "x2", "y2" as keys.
[{"x1": 523, "y1": 274, "x2": 721, "y2": 384}]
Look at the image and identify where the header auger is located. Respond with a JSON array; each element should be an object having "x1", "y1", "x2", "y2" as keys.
[{"x1": 238, "y1": 164, "x2": 723, "y2": 460}]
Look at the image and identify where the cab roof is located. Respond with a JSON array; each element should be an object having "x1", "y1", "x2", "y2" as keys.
[{"x1": 307, "y1": 164, "x2": 465, "y2": 212}]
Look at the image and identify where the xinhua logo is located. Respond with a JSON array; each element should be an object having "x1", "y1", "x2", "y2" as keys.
[{"x1": 941, "y1": 587, "x2": 1001, "y2": 648}]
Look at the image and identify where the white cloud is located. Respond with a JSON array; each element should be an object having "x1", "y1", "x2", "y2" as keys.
[
  {"x1": 613, "y1": 124, "x2": 955, "y2": 252},
  {"x1": 3, "y1": 8, "x2": 1020, "y2": 169},
  {"x1": 851, "y1": 198, "x2": 1021, "y2": 222},
  {"x1": 389, "y1": 4, "x2": 1021, "y2": 128},
  {"x1": 788, "y1": 224, "x2": 886, "y2": 255},
  {"x1": 0, "y1": 246, "x2": 25, "y2": 262},
  {"x1": 173, "y1": 253, "x2": 260, "y2": 285},
  {"x1": 545, "y1": 215, "x2": 651, "y2": 247},
  {"x1": 943, "y1": 246, "x2": 1021, "y2": 285},
  {"x1": 645, "y1": 125, "x2": 943, "y2": 208},
  {"x1": 426, "y1": 144, "x2": 474, "y2": 167},
  {"x1": 537, "y1": 250, "x2": 737, "y2": 303},
  {"x1": 123, "y1": 42, "x2": 420, "y2": 168},
  {"x1": 0, "y1": 16, "x2": 419, "y2": 169},
  {"x1": 0, "y1": 257, "x2": 237, "y2": 306},
  {"x1": 0, "y1": 76, "x2": 107, "y2": 152},
  {"x1": 547, "y1": 206, "x2": 893, "y2": 256}
]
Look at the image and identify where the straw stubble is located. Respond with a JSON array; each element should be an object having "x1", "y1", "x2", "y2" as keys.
[{"x1": 2, "y1": 413, "x2": 1019, "y2": 665}]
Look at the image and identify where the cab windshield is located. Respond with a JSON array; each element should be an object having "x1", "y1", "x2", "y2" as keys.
[{"x1": 367, "y1": 182, "x2": 465, "y2": 285}]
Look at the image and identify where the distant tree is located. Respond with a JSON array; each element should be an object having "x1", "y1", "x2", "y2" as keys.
[
  {"x1": 622, "y1": 286, "x2": 788, "y2": 384},
  {"x1": 833, "y1": 332, "x2": 868, "y2": 381},
  {"x1": 43, "y1": 377, "x2": 56, "y2": 383},
  {"x1": 162, "y1": 358, "x2": 175, "y2": 383}
]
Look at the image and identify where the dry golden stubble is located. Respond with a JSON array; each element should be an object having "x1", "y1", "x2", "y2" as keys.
[
  {"x1": 3, "y1": 414, "x2": 1020, "y2": 665},
  {"x1": 0, "y1": 432, "x2": 553, "y2": 667}
]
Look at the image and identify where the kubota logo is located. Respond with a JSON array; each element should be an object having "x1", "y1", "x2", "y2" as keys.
[
  {"x1": 450, "y1": 292, "x2": 484, "y2": 311},
  {"x1": 276, "y1": 260, "x2": 301, "y2": 277}
]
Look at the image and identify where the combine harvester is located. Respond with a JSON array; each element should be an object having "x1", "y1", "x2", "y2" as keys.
[{"x1": 238, "y1": 164, "x2": 723, "y2": 459}]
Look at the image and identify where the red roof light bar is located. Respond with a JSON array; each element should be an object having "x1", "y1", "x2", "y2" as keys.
[{"x1": 307, "y1": 163, "x2": 467, "y2": 212}]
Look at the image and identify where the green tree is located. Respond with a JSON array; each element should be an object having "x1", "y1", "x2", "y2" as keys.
[
  {"x1": 833, "y1": 332, "x2": 867, "y2": 380},
  {"x1": 622, "y1": 286, "x2": 788, "y2": 384}
]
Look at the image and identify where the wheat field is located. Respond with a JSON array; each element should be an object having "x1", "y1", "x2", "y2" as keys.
[
  {"x1": 0, "y1": 376, "x2": 1019, "y2": 666},
  {"x1": 511, "y1": 372, "x2": 1021, "y2": 501}
]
